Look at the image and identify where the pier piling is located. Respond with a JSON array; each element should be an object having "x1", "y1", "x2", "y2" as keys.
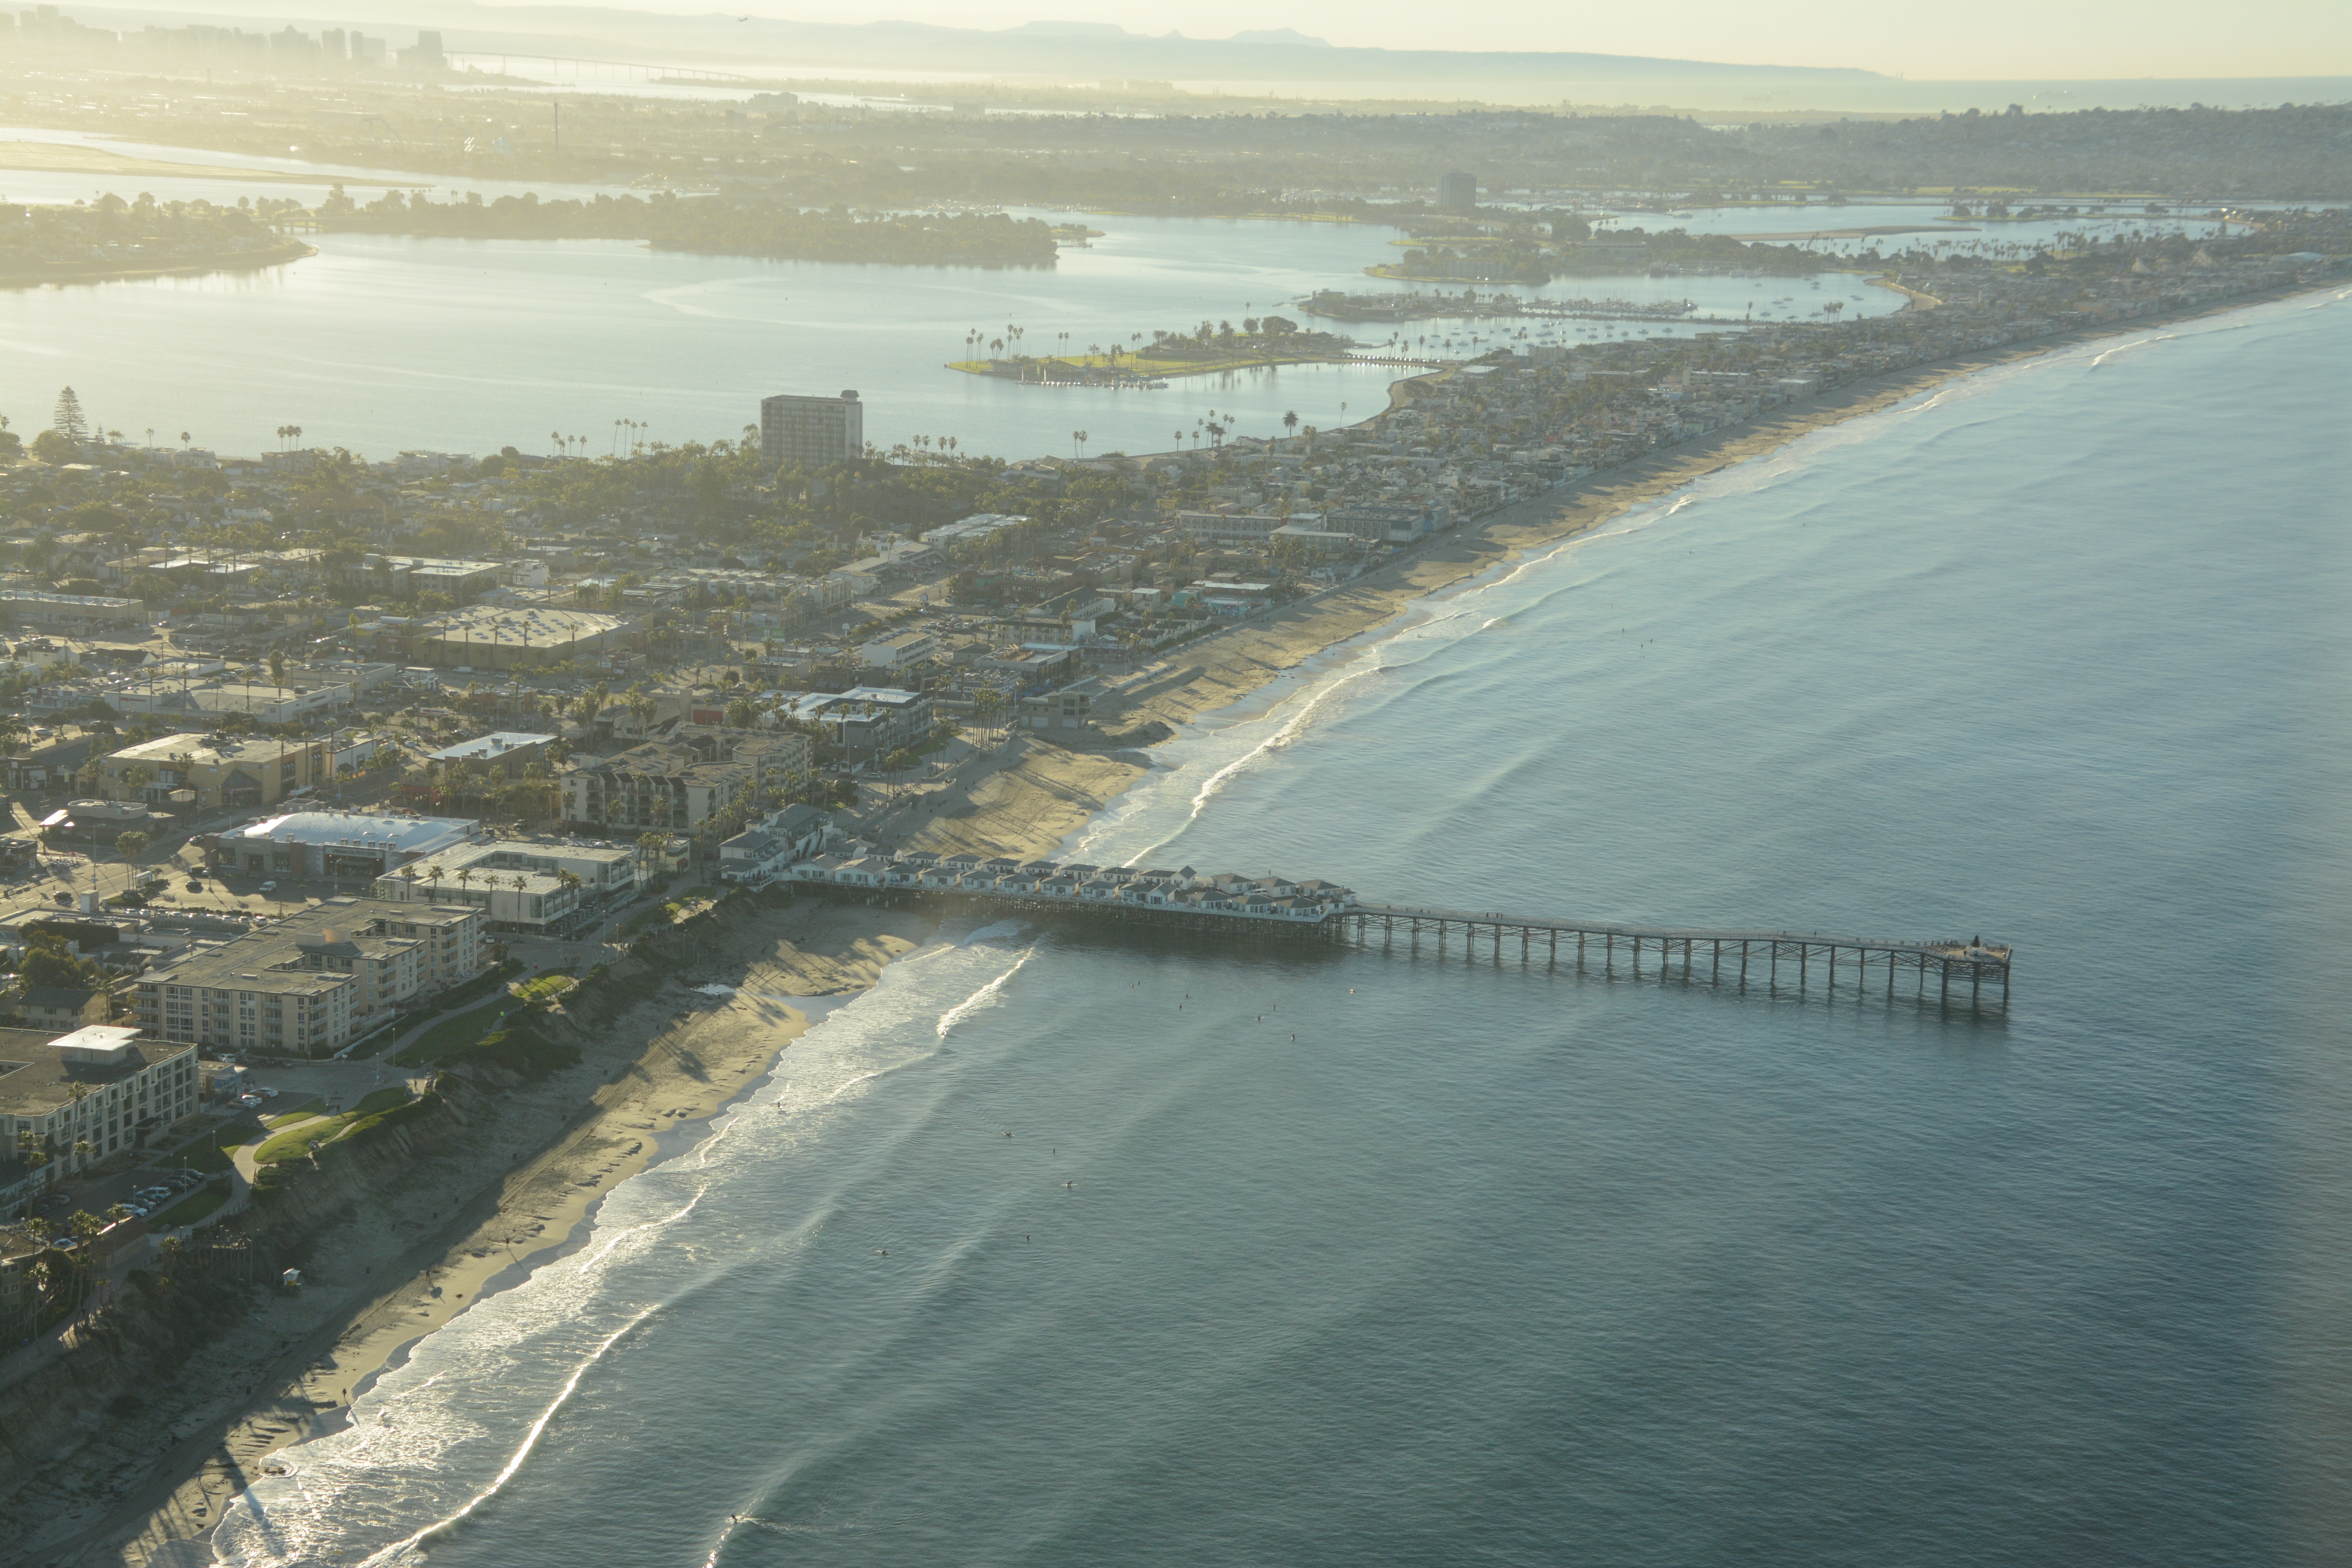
[{"x1": 1328, "y1": 906, "x2": 2008, "y2": 1014}]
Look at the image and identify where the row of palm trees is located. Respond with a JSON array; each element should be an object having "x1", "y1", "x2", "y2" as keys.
[{"x1": 396, "y1": 861, "x2": 585, "y2": 904}]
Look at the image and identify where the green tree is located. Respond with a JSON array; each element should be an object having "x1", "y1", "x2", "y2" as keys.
[
  {"x1": 114, "y1": 830, "x2": 150, "y2": 861},
  {"x1": 52, "y1": 387, "x2": 87, "y2": 445},
  {"x1": 18, "y1": 935, "x2": 98, "y2": 991}
]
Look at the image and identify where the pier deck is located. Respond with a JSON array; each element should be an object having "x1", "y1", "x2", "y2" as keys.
[{"x1": 784, "y1": 877, "x2": 2012, "y2": 1011}]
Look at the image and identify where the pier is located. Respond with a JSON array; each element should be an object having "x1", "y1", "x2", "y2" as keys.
[
  {"x1": 775, "y1": 850, "x2": 2013, "y2": 1011},
  {"x1": 1339, "y1": 904, "x2": 2012, "y2": 1010}
]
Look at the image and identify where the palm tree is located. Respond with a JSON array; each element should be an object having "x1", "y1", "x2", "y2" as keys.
[
  {"x1": 424, "y1": 862, "x2": 445, "y2": 900},
  {"x1": 1283, "y1": 410, "x2": 1300, "y2": 443},
  {"x1": 455, "y1": 867, "x2": 475, "y2": 904}
]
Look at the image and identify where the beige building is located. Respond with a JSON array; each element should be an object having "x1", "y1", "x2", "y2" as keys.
[
  {"x1": 0, "y1": 1025, "x2": 201, "y2": 1214},
  {"x1": 560, "y1": 743, "x2": 757, "y2": 835},
  {"x1": 96, "y1": 732, "x2": 333, "y2": 811},
  {"x1": 132, "y1": 899, "x2": 485, "y2": 1056},
  {"x1": 376, "y1": 837, "x2": 643, "y2": 902}
]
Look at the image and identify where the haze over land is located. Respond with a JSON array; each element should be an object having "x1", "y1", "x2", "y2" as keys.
[{"x1": 19, "y1": 0, "x2": 2352, "y2": 109}]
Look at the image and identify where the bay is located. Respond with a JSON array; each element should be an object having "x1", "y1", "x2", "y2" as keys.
[{"x1": 1, "y1": 207, "x2": 1900, "y2": 462}]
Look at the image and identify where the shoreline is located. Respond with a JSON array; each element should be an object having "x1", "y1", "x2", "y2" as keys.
[
  {"x1": 44, "y1": 273, "x2": 2338, "y2": 1568},
  {"x1": 1090, "y1": 274, "x2": 2337, "y2": 737},
  {"x1": 0, "y1": 240, "x2": 318, "y2": 292}
]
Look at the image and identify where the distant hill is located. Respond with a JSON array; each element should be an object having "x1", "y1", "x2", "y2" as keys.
[{"x1": 71, "y1": 3, "x2": 1884, "y2": 86}]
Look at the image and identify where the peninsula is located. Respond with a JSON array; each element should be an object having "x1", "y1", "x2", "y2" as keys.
[
  {"x1": 949, "y1": 315, "x2": 1356, "y2": 385},
  {"x1": 0, "y1": 193, "x2": 314, "y2": 288},
  {"x1": 312, "y1": 186, "x2": 1059, "y2": 269}
]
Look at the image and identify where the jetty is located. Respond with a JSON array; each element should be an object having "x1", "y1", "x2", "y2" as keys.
[{"x1": 777, "y1": 851, "x2": 2013, "y2": 1010}]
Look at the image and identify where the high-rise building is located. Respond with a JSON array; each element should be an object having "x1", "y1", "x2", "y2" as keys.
[
  {"x1": 761, "y1": 390, "x2": 864, "y2": 467},
  {"x1": 1438, "y1": 169, "x2": 1477, "y2": 214}
]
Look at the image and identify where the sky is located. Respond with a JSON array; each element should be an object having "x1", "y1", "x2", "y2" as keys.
[
  {"x1": 76, "y1": 0, "x2": 2352, "y2": 79},
  {"x1": 494, "y1": 0, "x2": 2348, "y2": 80}
]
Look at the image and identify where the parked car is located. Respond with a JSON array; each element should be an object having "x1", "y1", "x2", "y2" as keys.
[
  {"x1": 258, "y1": 880, "x2": 277, "y2": 893},
  {"x1": 186, "y1": 878, "x2": 205, "y2": 893}
]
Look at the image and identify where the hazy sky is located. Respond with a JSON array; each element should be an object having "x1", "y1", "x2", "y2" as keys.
[
  {"x1": 431, "y1": 0, "x2": 2352, "y2": 79},
  {"x1": 98, "y1": 0, "x2": 2352, "y2": 78}
]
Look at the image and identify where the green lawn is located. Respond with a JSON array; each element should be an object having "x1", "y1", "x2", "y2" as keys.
[
  {"x1": 514, "y1": 968, "x2": 577, "y2": 1003},
  {"x1": 393, "y1": 1000, "x2": 520, "y2": 1067},
  {"x1": 155, "y1": 1186, "x2": 227, "y2": 1227},
  {"x1": 263, "y1": 1097, "x2": 327, "y2": 1127},
  {"x1": 346, "y1": 1087, "x2": 412, "y2": 1118},
  {"x1": 428, "y1": 960, "x2": 524, "y2": 1013},
  {"x1": 253, "y1": 1087, "x2": 415, "y2": 1164},
  {"x1": 163, "y1": 1127, "x2": 252, "y2": 1174}
]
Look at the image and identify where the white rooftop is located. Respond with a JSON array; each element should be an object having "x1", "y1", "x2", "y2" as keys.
[
  {"x1": 238, "y1": 811, "x2": 479, "y2": 855},
  {"x1": 50, "y1": 1025, "x2": 142, "y2": 1063},
  {"x1": 426, "y1": 732, "x2": 557, "y2": 762}
]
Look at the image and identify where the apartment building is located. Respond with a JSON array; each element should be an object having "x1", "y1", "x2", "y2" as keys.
[
  {"x1": 132, "y1": 899, "x2": 485, "y2": 1055},
  {"x1": 0, "y1": 1025, "x2": 202, "y2": 1214},
  {"x1": 760, "y1": 389, "x2": 864, "y2": 467},
  {"x1": 559, "y1": 743, "x2": 761, "y2": 834}
]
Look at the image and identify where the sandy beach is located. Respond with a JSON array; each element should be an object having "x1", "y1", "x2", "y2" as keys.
[{"x1": 26, "y1": 277, "x2": 2331, "y2": 1568}]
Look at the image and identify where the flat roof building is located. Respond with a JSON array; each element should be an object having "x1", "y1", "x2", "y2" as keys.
[
  {"x1": 97, "y1": 733, "x2": 334, "y2": 811},
  {"x1": 559, "y1": 743, "x2": 762, "y2": 835},
  {"x1": 0, "y1": 1025, "x2": 201, "y2": 1212},
  {"x1": 425, "y1": 732, "x2": 558, "y2": 776},
  {"x1": 132, "y1": 898, "x2": 486, "y2": 1056},
  {"x1": 221, "y1": 810, "x2": 481, "y2": 880},
  {"x1": 761, "y1": 390, "x2": 864, "y2": 468}
]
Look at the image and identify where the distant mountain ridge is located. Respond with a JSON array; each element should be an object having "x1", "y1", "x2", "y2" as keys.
[{"x1": 65, "y1": 2, "x2": 1892, "y2": 83}]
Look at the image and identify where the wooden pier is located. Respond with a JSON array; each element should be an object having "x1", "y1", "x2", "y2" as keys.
[
  {"x1": 782, "y1": 882, "x2": 2012, "y2": 1011},
  {"x1": 1338, "y1": 904, "x2": 2012, "y2": 1010}
]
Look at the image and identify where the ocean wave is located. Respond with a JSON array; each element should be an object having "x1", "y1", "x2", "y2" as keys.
[
  {"x1": 938, "y1": 943, "x2": 1042, "y2": 1038},
  {"x1": 210, "y1": 936, "x2": 1053, "y2": 1568}
]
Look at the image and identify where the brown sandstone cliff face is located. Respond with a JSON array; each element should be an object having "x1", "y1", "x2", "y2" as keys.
[{"x1": 0, "y1": 1094, "x2": 471, "y2": 1521}]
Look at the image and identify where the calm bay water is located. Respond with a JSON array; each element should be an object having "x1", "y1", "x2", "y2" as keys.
[
  {"x1": 213, "y1": 290, "x2": 2351, "y2": 1566},
  {"x1": 0, "y1": 200, "x2": 1898, "y2": 462}
]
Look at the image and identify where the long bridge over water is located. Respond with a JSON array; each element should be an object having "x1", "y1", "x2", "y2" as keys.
[{"x1": 777, "y1": 850, "x2": 2014, "y2": 1011}]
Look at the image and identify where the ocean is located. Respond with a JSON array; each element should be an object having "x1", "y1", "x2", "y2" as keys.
[{"x1": 212, "y1": 288, "x2": 2351, "y2": 1566}]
